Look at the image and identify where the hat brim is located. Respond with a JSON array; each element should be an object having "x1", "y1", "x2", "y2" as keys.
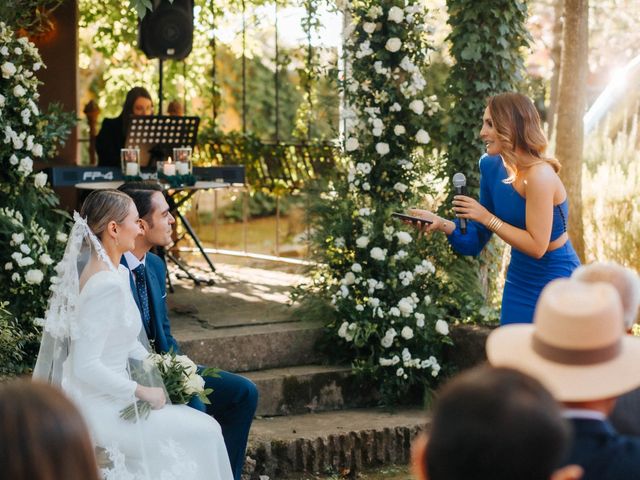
[{"x1": 486, "y1": 324, "x2": 640, "y2": 402}]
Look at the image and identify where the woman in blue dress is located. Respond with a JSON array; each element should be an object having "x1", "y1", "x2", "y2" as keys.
[{"x1": 410, "y1": 92, "x2": 581, "y2": 324}]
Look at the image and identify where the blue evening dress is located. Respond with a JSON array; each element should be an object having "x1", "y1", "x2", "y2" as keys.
[{"x1": 448, "y1": 154, "x2": 581, "y2": 325}]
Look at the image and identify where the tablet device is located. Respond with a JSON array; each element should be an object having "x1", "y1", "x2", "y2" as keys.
[{"x1": 391, "y1": 212, "x2": 433, "y2": 224}]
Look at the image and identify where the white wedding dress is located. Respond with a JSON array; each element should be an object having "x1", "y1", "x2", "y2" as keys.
[{"x1": 61, "y1": 265, "x2": 233, "y2": 480}]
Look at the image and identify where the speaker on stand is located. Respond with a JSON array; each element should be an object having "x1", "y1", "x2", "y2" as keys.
[{"x1": 138, "y1": 0, "x2": 194, "y2": 114}]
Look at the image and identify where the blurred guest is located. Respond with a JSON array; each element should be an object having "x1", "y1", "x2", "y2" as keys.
[
  {"x1": 411, "y1": 365, "x2": 582, "y2": 480},
  {"x1": 0, "y1": 380, "x2": 99, "y2": 480},
  {"x1": 96, "y1": 86, "x2": 153, "y2": 167},
  {"x1": 167, "y1": 99, "x2": 184, "y2": 116},
  {"x1": 572, "y1": 262, "x2": 640, "y2": 434},
  {"x1": 487, "y1": 278, "x2": 640, "y2": 480}
]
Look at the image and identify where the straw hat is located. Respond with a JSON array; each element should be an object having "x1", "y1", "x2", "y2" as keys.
[{"x1": 486, "y1": 278, "x2": 640, "y2": 402}]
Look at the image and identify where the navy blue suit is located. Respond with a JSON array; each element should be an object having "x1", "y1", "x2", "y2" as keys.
[
  {"x1": 122, "y1": 253, "x2": 258, "y2": 480},
  {"x1": 564, "y1": 418, "x2": 640, "y2": 480}
]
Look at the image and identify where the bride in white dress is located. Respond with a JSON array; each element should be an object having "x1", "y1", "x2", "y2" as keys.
[{"x1": 33, "y1": 189, "x2": 233, "y2": 480}]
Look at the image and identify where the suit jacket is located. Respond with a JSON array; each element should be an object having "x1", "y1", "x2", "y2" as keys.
[
  {"x1": 565, "y1": 418, "x2": 640, "y2": 480},
  {"x1": 96, "y1": 115, "x2": 125, "y2": 168},
  {"x1": 121, "y1": 253, "x2": 180, "y2": 354}
]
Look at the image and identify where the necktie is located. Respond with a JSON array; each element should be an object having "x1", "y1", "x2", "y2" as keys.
[{"x1": 132, "y1": 264, "x2": 152, "y2": 335}]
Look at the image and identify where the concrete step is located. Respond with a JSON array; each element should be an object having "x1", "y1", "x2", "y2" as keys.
[
  {"x1": 177, "y1": 321, "x2": 324, "y2": 373},
  {"x1": 244, "y1": 407, "x2": 428, "y2": 479},
  {"x1": 245, "y1": 365, "x2": 378, "y2": 417}
]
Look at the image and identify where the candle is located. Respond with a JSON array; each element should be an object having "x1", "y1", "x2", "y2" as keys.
[
  {"x1": 125, "y1": 162, "x2": 139, "y2": 176},
  {"x1": 176, "y1": 161, "x2": 189, "y2": 175},
  {"x1": 163, "y1": 159, "x2": 176, "y2": 176}
]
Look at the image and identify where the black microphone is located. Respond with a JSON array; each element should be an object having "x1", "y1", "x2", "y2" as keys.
[{"x1": 452, "y1": 172, "x2": 467, "y2": 234}]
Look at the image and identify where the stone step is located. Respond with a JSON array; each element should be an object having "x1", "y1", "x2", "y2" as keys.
[
  {"x1": 244, "y1": 365, "x2": 378, "y2": 417},
  {"x1": 244, "y1": 407, "x2": 428, "y2": 479},
  {"x1": 177, "y1": 321, "x2": 324, "y2": 373}
]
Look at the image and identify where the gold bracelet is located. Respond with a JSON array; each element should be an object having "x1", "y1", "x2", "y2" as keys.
[{"x1": 487, "y1": 215, "x2": 504, "y2": 232}]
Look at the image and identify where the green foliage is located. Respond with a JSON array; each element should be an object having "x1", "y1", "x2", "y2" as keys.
[
  {"x1": 0, "y1": 23, "x2": 72, "y2": 376},
  {"x1": 0, "y1": 303, "x2": 26, "y2": 380},
  {"x1": 0, "y1": 0, "x2": 64, "y2": 35},
  {"x1": 444, "y1": 0, "x2": 530, "y2": 191},
  {"x1": 300, "y1": 0, "x2": 495, "y2": 405},
  {"x1": 583, "y1": 115, "x2": 640, "y2": 269}
]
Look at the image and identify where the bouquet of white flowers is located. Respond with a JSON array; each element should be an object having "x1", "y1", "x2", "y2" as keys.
[{"x1": 120, "y1": 351, "x2": 220, "y2": 422}]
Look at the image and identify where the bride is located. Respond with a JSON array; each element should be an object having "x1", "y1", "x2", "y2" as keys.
[{"x1": 33, "y1": 189, "x2": 233, "y2": 480}]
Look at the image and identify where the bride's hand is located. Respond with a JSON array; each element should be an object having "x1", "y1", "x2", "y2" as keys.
[
  {"x1": 407, "y1": 208, "x2": 446, "y2": 234},
  {"x1": 135, "y1": 385, "x2": 166, "y2": 409}
]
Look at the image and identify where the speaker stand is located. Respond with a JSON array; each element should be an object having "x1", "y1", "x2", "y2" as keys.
[{"x1": 158, "y1": 58, "x2": 164, "y2": 116}]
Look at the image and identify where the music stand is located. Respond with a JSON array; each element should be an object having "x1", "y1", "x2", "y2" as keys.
[{"x1": 125, "y1": 115, "x2": 199, "y2": 167}]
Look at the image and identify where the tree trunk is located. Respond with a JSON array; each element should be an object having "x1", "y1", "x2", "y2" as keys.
[
  {"x1": 547, "y1": 0, "x2": 564, "y2": 139},
  {"x1": 555, "y1": 0, "x2": 588, "y2": 262}
]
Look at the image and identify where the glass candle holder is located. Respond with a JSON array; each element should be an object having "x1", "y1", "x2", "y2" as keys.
[
  {"x1": 173, "y1": 147, "x2": 192, "y2": 175},
  {"x1": 121, "y1": 148, "x2": 140, "y2": 177},
  {"x1": 162, "y1": 157, "x2": 176, "y2": 176}
]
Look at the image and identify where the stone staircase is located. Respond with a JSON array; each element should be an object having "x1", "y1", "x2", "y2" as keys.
[{"x1": 169, "y1": 255, "x2": 487, "y2": 479}]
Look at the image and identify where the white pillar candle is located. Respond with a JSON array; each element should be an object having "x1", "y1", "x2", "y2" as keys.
[
  {"x1": 176, "y1": 161, "x2": 189, "y2": 175},
  {"x1": 125, "y1": 162, "x2": 139, "y2": 176},
  {"x1": 163, "y1": 161, "x2": 176, "y2": 176}
]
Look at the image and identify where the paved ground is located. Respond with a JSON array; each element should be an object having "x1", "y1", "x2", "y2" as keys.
[{"x1": 166, "y1": 253, "x2": 309, "y2": 339}]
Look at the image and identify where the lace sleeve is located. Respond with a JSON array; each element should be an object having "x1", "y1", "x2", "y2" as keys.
[{"x1": 70, "y1": 272, "x2": 137, "y2": 401}]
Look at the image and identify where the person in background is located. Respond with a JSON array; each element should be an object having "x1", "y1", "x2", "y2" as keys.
[
  {"x1": 167, "y1": 99, "x2": 184, "y2": 116},
  {"x1": 572, "y1": 262, "x2": 640, "y2": 434},
  {"x1": 96, "y1": 86, "x2": 153, "y2": 167},
  {"x1": 0, "y1": 380, "x2": 100, "y2": 480},
  {"x1": 408, "y1": 92, "x2": 580, "y2": 325},
  {"x1": 487, "y1": 277, "x2": 640, "y2": 480},
  {"x1": 411, "y1": 366, "x2": 582, "y2": 480}
]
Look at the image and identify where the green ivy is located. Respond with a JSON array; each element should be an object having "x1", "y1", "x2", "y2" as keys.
[{"x1": 444, "y1": 0, "x2": 530, "y2": 192}]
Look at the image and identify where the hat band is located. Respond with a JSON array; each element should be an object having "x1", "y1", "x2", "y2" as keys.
[{"x1": 532, "y1": 335, "x2": 622, "y2": 365}]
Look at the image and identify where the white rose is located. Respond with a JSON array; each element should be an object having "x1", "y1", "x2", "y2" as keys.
[
  {"x1": 396, "y1": 367, "x2": 404, "y2": 377},
  {"x1": 1, "y1": 61, "x2": 16, "y2": 78},
  {"x1": 409, "y1": 99, "x2": 424, "y2": 115},
  {"x1": 416, "y1": 129, "x2": 431, "y2": 144},
  {"x1": 355, "y1": 304, "x2": 364, "y2": 312},
  {"x1": 401, "y1": 326, "x2": 414, "y2": 340},
  {"x1": 342, "y1": 272, "x2": 356, "y2": 285},
  {"x1": 184, "y1": 373, "x2": 205, "y2": 395},
  {"x1": 351, "y1": 263, "x2": 362, "y2": 273},
  {"x1": 363, "y1": 22, "x2": 376, "y2": 34},
  {"x1": 9, "y1": 154, "x2": 18, "y2": 165},
  {"x1": 356, "y1": 236, "x2": 370, "y2": 248},
  {"x1": 390, "y1": 102, "x2": 401, "y2": 112},
  {"x1": 56, "y1": 232, "x2": 68, "y2": 243},
  {"x1": 362, "y1": 182, "x2": 371, "y2": 191},
  {"x1": 396, "y1": 231, "x2": 412, "y2": 244},
  {"x1": 375, "y1": 142, "x2": 390, "y2": 156},
  {"x1": 415, "y1": 313, "x2": 425, "y2": 328},
  {"x1": 372, "y1": 127, "x2": 382, "y2": 137},
  {"x1": 18, "y1": 157, "x2": 33, "y2": 175},
  {"x1": 32, "y1": 143, "x2": 43, "y2": 157},
  {"x1": 4, "y1": 262, "x2": 13, "y2": 270},
  {"x1": 389, "y1": 307, "x2": 401, "y2": 317},
  {"x1": 13, "y1": 85, "x2": 26, "y2": 97},
  {"x1": 359, "y1": 207, "x2": 371, "y2": 217},
  {"x1": 33, "y1": 62, "x2": 42, "y2": 71},
  {"x1": 388, "y1": 6, "x2": 404, "y2": 23},
  {"x1": 381, "y1": 335, "x2": 393, "y2": 348},
  {"x1": 435, "y1": 319, "x2": 449, "y2": 336},
  {"x1": 34, "y1": 171, "x2": 47, "y2": 188},
  {"x1": 345, "y1": 137, "x2": 359, "y2": 152},
  {"x1": 393, "y1": 182, "x2": 407, "y2": 193},
  {"x1": 394, "y1": 125, "x2": 406, "y2": 135},
  {"x1": 0, "y1": 47, "x2": 8, "y2": 56},
  {"x1": 25, "y1": 269, "x2": 44, "y2": 285},
  {"x1": 11, "y1": 272, "x2": 20, "y2": 282},
  {"x1": 385, "y1": 38, "x2": 402, "y2": 53},
  {"x1": 398, "y1": 298, "x2": 414, "y2": 315},
  {"x1": 175, "y1": 354, "x2": 198, "y2": 375},
  {"x1": 11, "y1": 233, "x2": 24, "y2": 244},
  {"x1": 370, "y1": 247, "x2": 386, "y2": 261},
  {"x1": 39, "y1": 253, "x2": 53, "y2": 265},
  {"x1": 20, "y1": 244, "x2": 31, "y2": 254},
  {"x1": 338, "y1": 321, "x2": 349, "y2": 338}
]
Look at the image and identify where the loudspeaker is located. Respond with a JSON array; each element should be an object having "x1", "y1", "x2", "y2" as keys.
[{"x1": 139, "y1": 0, "x2": 194, "y2": 61}]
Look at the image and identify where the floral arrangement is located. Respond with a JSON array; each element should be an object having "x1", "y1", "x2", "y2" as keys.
[
  {"x1": 120, "y1": 352, "x2": 219, "y2": 422},
  {"x1": 0, "y1": 21, "x2": 74, "y2": 375},
  {"x1": 303, "y1": 0, "x2": 463, "y2": 403}
]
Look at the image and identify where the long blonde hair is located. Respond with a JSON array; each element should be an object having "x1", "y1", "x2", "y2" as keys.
[{"x1": 487, "y1": 92, "x2": 561, "y2": 182}]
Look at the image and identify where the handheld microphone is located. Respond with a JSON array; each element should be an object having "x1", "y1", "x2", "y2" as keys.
[{"x1": 452, "y1": 172, "x2": 467, "y2": 234}]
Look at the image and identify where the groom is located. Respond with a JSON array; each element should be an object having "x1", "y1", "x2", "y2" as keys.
[{"x1": 119, "y1": 182, "x2": 258, "y2": 480}]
